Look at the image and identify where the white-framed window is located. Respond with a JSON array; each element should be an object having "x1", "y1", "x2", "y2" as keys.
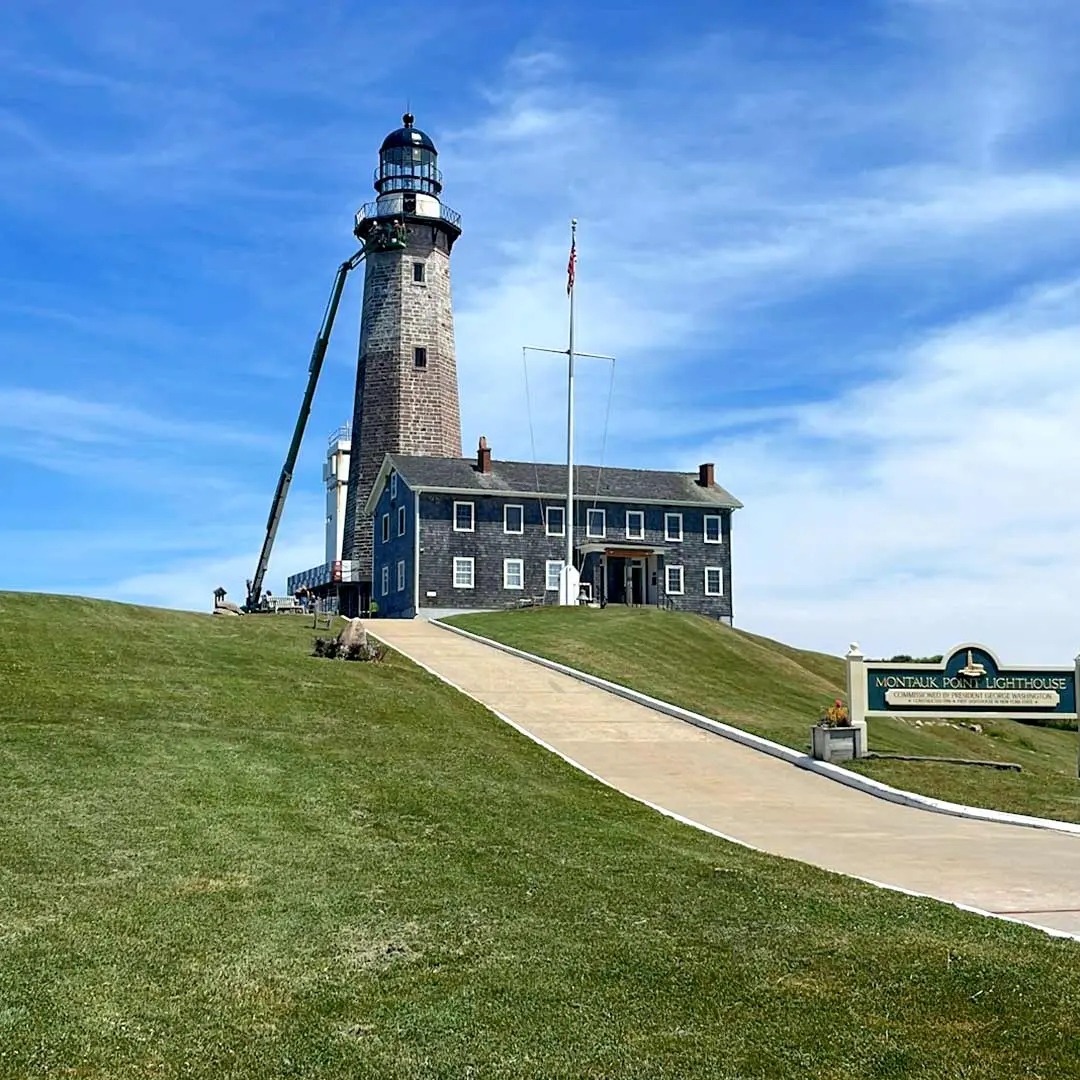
[
  {"x1": 586, "y1": 508, "x2": 606, "y2": 538},
  {"x1": 665, "y1": 513, "x2": 683, "y2": 542},
  {"x1": 704, "y1": 514, "x2": 723, "y2": 544},
  {"x1": 665, "y1": 564, "x2": 684, "y2": 595},
  {"x1": 453, "y1": 557, "x2": 474, "y2": 589},
  {"x1": 625, "y1": 510, "x2": 644, "y2": 540},
  {"x1": 504, "y1": 504, "x2": 524, "y2": 534},
  {"x1": 397, "y1": 560, "x2": 406, "y2": 592},
  {"x1": 381, "y1": 513, "x2": 390, "y2": 544},
  {"x1": 503, "y1": 558, "x2": 524, "y2": 590},
  {"x1": 545, "y1": 560, "x2": 564, "y2": 591},
  {"x1": 546, "y1": 505, "x2": 565, "y2": 537},
  {"x1": 381, "y1": 565, "x2": 389, "y2": 596},
  {"x1": 453, "y1": 501, "x2": 474, "y2": 532},
  {"x1": 397, "y1": 505, "x2": 406, "y2": 537},
  {"x1": 413, "y1": 261, "x2": 425, "y2": 284},
  {"x1": 390, "y1": 472, "x2": 398, "y2": 500},
  {"x1": 705, "y1": 566, "x2": 723, "y2": 596}
]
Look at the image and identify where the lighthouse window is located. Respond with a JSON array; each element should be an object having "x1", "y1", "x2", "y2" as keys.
[
  {"x1": 412, "y1": 262, "x2": 425, "y2": 283},
  {"x1": 414, "y1": 347, "x2": 427, "y2": 368}
]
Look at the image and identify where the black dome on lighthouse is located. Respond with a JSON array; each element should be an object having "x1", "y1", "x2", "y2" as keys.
[
  {"x1": 374, "y1": 112, "x2": 442, "y2": 197},
  {"x1": 380, "y1": 113, "x2": 437, "y2": 154}
]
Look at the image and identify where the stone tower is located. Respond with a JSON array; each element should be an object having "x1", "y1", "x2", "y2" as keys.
[{"x1": 341, "y1": 113, "x2": 463, "y2": 593}]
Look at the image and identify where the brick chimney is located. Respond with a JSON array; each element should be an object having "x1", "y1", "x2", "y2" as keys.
[
  {"x1": 698, "y1": 462, "x2": 715, "y2": 487},
  {"x1": 477, "y1": 435, "x2": 492, "y2": 474}
]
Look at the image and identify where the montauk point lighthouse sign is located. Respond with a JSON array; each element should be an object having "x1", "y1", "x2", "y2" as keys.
[{"x1": 847, "y1": 642, "x2": 1080, "y2": 750}]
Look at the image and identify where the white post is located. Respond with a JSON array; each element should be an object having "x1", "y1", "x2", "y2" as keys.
[
  {"x1": 565, "y1": 218, "x2": 577, "y2": 602},
  {"x1": 1075, "y1": 652, "x2": 1080, "y2": 779},
  {"x1": 846, "y1": 642, "x2": 868, "y2": 758}
]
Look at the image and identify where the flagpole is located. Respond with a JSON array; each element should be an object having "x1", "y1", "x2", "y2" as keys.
[{"x1": 565, "y1": 219, "x2": 577, "y2": 598}]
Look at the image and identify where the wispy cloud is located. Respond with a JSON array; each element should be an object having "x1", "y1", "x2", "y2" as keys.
[
  {"x1": 0, "y1": 388, "x2": 274, "y2": 449},
  {"x1": 704, "y1": 275, "x2": 1080, "y2": 662}
]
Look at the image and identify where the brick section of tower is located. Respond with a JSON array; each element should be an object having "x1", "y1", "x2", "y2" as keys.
[{"x1": 341, "y1": 219, "x2": 462, "y2": 579}]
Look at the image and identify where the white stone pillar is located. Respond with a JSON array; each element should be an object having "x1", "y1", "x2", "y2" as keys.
[
  {"x1": 846, "y1": 642, "x2": 868, "y2": 758},
  {"x1": 1075, "y1": 652, "x2": 1080, "y2": 779}
]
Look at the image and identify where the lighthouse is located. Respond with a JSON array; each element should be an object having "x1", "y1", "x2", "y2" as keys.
[{"x1": 340, "y1": 113, "x2": 464, "y2": 601}]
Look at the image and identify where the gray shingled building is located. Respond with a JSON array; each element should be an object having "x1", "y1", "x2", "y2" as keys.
[{"x1": 364, "y1": 438, "x2": 743, "y2": 621}]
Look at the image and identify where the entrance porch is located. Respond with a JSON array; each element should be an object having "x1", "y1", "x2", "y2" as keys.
[{"x1": 578, "y1": 543, "x2": 667, "y2": 607}]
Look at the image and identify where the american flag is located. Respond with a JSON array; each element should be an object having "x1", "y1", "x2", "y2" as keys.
[{"x1": 566, "y1": 236, "x2": 576, "y2": 295}]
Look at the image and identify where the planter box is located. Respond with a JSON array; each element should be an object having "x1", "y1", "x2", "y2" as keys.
[{"x1": 811, "y1": 723, "x2": 866, "y2": 763}]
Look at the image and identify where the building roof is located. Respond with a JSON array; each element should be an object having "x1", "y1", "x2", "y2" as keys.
[{"x1": 366, "y1": 453, "x2": 744, "y2": 515}]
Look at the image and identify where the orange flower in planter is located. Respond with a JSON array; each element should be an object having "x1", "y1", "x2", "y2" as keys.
[{"x1": 819, "y1": 699, "x2": 850, "y2": 727}]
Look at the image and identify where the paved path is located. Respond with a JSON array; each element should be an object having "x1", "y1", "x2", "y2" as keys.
[{"x1": 368, "y1": 619, "x2": 1080, "y2": 938}]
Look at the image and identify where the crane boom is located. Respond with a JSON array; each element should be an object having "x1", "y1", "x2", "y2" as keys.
[{"x1": 246, "y1": 248, "x2": 365, "y2": 611}]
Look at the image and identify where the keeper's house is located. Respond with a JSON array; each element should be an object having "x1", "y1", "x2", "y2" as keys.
[{"x1": 364, "y1": 437, "x2": 743, "y2": 620}]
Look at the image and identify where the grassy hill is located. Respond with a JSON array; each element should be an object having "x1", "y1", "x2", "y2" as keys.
[
  {"x1": 3, "y1": 592, "x2": 1080, "y2": 1078},
  {"x1": 447, "y1": 607, "x2": 1080, "y2": 824}
]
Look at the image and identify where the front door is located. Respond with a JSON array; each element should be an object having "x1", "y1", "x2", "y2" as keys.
[
  {"x1": 606, "y1": 557, "x2": 627, "y2": 604},
  {"x1": 630, "y1": 562, "x2": 644, "y2": 606}
]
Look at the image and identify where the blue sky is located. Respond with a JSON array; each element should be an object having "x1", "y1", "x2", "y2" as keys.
[{"x1": 3, "y1": 0, "x2": 1080, "y2": 661}]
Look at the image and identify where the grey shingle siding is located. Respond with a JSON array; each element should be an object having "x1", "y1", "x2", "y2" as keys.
[
  {"x1": 370, "y1": 457, "x2": 739, "y2": 622},
  {"x1": 418, "y1": 493, "x2": 571, "y2": 609}
]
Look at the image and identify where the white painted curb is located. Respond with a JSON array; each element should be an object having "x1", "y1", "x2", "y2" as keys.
[
  {"x1": 431, "y1": 619, "x2": 1080, "y2": 839},
  {"x1": 368, "y1": 625, "x2": 1080, "y2": 943}
]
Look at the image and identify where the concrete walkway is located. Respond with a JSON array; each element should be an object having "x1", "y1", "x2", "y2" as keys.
[{"x1": 368, "y1": 619, "x2": 1080, "y2": 939}]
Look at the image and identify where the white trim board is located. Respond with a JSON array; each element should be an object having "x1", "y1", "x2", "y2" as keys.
[{"x1": 867, "y1": 710, "x2": 1079, "y2": 721}]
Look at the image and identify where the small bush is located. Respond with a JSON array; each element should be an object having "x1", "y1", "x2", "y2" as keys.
[
  {"x1": 312, "y1": 637, "x2": 385, "y2": 663},
  {"x1": 869, "y1": 654, "x2": 945, "y2": 664}
]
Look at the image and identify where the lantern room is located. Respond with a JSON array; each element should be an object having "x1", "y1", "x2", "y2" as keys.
[{"x1": 374, "y1": 113, "x2": 442, "y2": 197}]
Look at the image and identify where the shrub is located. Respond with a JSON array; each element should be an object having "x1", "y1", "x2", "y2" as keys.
[
  {"x1": 869, "y1": 654, "x2": 945, "y2": 664},
  {"x1": 312, "y1": 637, "x2": 385, "y2": 663}
]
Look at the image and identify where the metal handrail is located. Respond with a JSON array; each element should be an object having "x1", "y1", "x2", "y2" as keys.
[
  {"x1": 355, "y1": 201, "x2": 461, "y2": 230},
  {"x1": 328, "y1": 423, "x2": 351, "y2": 446}
]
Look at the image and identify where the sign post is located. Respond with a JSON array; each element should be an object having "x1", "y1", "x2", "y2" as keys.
[
  {"x1": 1076, "y1": 652, "x2": 1080, "y2": 779},
  {"x1": 845, "y1": 643, "x2": 868, "y2": 757}
]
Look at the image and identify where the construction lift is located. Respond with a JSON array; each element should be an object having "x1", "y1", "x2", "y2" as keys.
[{"x1": 244, "y1": 247, "x2": 366, "y2": 612}]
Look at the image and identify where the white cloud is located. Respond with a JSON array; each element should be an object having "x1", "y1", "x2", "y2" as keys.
[
  {"x1": 416, "y1": 9, "x2": 1080, "y2": 665},
  {"x1": 706, "y1": 279, "x2": 1080, "y2": 663},
  {"x1": 0, "y1": 387, "x2": 273, "y2": 448},
  {"x1": 440, "y1": 14, "x2": 1080, "y2": 459},
  {"x1": 72, "y1": 515, "x2": 325, "y2": 612}
]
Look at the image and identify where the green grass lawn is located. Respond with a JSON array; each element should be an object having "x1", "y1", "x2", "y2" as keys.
[
  {"x1": 4, "y1": 592, "x2": 1080, "y2": 1078},
  {"x1": 447, "y1": 606, "x2": 1080, "y2": 825}
]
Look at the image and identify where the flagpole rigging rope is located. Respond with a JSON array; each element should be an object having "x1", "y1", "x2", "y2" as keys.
[
  {"x1": 521, "y1": 347, "x2": 544, "y2": 513},
  {"x1": 592, "y1": 357, "x2": 616, "y2": 506}
]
